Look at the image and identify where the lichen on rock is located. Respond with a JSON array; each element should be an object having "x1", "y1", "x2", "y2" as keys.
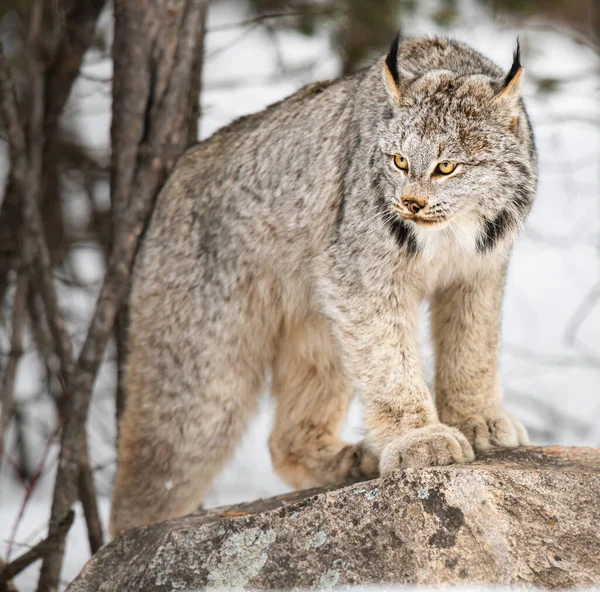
[{"x1": 68, "y1": 447, "x2": 600, "y2": 591}]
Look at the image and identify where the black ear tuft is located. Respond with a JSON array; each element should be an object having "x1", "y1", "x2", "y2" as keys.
[
  {"x1": 385, "y1": 31, "x2": 401, "y2": 87},
  {"x1": 503, "y1": 38, "x2": 521, "y2": 88}
]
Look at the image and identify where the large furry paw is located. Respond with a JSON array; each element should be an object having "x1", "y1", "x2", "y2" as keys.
[
  {"x1": 379, "y1": 423, "x2": 474, "y2": 476},
  {"x1": 449, "y1": 409, "x2": 529, "y2": 451}
]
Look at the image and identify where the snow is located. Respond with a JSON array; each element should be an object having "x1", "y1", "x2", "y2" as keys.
[{"x1": 1, "y1": 0, "x2": 599, "y2": 589}]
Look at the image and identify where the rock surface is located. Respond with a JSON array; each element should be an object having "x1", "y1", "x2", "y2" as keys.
[{"x1": 68, "y1": 446, "x2": 600, "y2": 590}]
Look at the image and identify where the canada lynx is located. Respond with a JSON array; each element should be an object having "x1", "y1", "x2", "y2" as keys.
[{"x1": 110, "y1": 35, "x2": 536, "y2": 535}]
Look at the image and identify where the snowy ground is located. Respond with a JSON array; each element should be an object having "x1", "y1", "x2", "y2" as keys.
[{"x1": 1, "y1": 0, "x2": 599, "y2": 589}]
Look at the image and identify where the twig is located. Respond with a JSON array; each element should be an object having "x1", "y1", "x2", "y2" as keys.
[
  {"x1": 0, "y1": 267, "x2": 29, "y2": 462},
  {"x1": 0, "y1": 511, "x2": 74, "y2": 590},
  {"x1": 536, "y1": 113, "x2": 600, "y2": 127},
  {"x1": 77, "y1": 71, "x2": 111, "y2": 83},
  {"x1": 505, "y1": 343, "x2": 600, "y2": 370},
  {"x1": 10, "y1": 408, "x2": 32, "y2": 481},
  {"x1": 44, "y1": 0, "x2": 107, "y2": 133},
  {"x1": 205, "y1": 59, "x2": 319, "y2": 91},
  {"x1": 5, "y1": 422, "x2": 61, "y2": 563},
  {"x1": 78, "y1": 442, "x2": 104, "y2": 554},
  {"x1": 205, "y1": 23, "x2": 260, "y2": 60},
  {"x1": 495, "y1": 19, "x2": 600, "y2": 52},
  {"x1": 506, "y1": 389, "x2": 596, "y2": 439},
  {"x1": 564, "y1": 280, "x2": 600, "y2": 347},
  {"x1": 207, "y1": 7, "x2": 341, "y2": 33}
]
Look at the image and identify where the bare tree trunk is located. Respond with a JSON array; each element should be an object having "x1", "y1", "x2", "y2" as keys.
[{"x1": 36, "y1": 1, "x2": 210, "y2": 590}]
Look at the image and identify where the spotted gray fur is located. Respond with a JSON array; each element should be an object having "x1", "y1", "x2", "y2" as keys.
[{"x1": 110, "y1": 36, "x2": 536, "y2": 536}]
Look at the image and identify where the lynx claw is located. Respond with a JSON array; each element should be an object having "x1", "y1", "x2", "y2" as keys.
[
  {"x1": 379, "y1": 423, "x2": 474, "y2": 476},
  {"x1": 453, "y1": 410, "x2": 529, "y2": 451}
]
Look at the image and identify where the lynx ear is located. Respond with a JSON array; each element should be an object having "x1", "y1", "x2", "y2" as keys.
[
  {"x1": 494, "y1": 40, "x2": 523, "y2": 125},
  {"x1": 383, "y1": 32, "x2": 402, "y2": 101}
]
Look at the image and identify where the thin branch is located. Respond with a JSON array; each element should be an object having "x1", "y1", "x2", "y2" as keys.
[
  {"x1": 564, "y1": 280, "x2": 600, "y2": 347},
  {"x1": 9, "y1": 407, "x2": 33, "y2": 482},
  {"x1": 205, "y1": 59, "x2": 319, "y2": 91},
  {"x1": 77, "y1": 71, "x2": 111, "y2": 83},
  {"x1": 4, "y1": 421, "x2": 61, "y2": 564},
  {"x1": 78, "y1": 442, "x2": 104, "y2": 555},
  {"x1": 0, "y1": 511, "x2": 74, "y2": 590},
  {"x1": 506, "y1": 389, "x2": 596, "y2": 438},
  {"x1": 44, "y1": 0, "x2": 107, "y2": 133},
  {"x1": 536, "y1": 113, "x2": 600, "y2": 127},
  {"x1": 0, "y1": 267, "x2": 29, "y2": 463},
  {"x1": 208, "y1": 10, "x2": 308, "y2": 31},
  {"x1": 205, "y1": 23, "x2": 260, "y2": 59},
  {"x1": 206, "y1": 6, "x2": 341, "y2": 33},
  {"x1": 495, "y1": 20, "x2": 600, "y2": 53},
  {"x1": 505, "y1": 343, "x2": 600, "y2": 370}
]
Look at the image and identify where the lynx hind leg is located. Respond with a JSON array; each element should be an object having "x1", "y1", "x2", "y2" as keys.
[
  {"x1": 269, "y1": 313, "x2": 379, "y2": 490},
  {"x1": 110, "y1": 342, "x2": 267, "y2": 537},
  {"x1": 110, "y1": 284, "x2": 279, "y2": 537}
]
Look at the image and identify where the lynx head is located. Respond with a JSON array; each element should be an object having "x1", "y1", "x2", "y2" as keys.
[{"x1": 372, "y1": 36, "x2": 536, "y2": 257}]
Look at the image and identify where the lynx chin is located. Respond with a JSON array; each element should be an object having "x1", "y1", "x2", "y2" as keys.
[{"x1": 110, "y1": 35, "x2": 536, "y2": 536}]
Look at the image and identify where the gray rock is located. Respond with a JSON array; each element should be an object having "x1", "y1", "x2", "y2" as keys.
[{"x1": 68, "y1": 447, "x2": 600, "y2": 590}]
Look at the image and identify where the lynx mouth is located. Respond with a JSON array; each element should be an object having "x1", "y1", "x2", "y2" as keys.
[
  {"x1": 411, "y1": 217, "x2": 447, "y2": 227},
  {"x1": 391, "y1": 204, "x2": 452, "y2": 229},
  {"x1": 400, "y1": 214, "x2": 451, "y2": 228}
]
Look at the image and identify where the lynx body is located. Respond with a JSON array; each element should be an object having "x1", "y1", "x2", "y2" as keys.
[{"x1": 110, "y1": 36, "x2": 536, "y2": 535}]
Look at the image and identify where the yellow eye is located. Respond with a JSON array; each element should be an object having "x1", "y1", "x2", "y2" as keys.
[
  {"x1": 437, "y1": 161, "x2": 456, "y2": 175},
  {"x1": 393, "y1": 154, "x2": 408, "y2": 170}
]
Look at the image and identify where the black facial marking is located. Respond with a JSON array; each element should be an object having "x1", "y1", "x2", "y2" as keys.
[
  {"x1": 503, "y1": 39, "x2": 521, "y2": 88},
  {"x1": 477, "y1": 209, "x2": 513, "y2": 252},
  {"x1": 375, "y1": 191, "x2": 419, "y2": 256},
  {"x1": 390, "y1": 217, "x2": 420, "y2": 255},
  {"x1": 385, "y1": 31, "x2": 401, "y2": 87}
]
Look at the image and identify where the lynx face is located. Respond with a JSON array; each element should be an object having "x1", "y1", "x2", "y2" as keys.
[{"x1": 373, "y1": 39, "x2": 536, "y2": 256}]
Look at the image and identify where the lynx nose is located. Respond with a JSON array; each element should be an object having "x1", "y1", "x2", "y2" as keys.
[{"x1": 402, "y1": 196, "x2": 427, "y2": 214}]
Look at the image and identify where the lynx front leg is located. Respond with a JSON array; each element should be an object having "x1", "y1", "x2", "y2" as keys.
[
  {"x1": 327, "y1": 285, "x2": 473, "y2": 477},
  {"x1": 431, "y1": 266, "x2": 529, "y2": 451},
  {"x1": 269, "y1": 313, "x2": 379, "y2": 489}
]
